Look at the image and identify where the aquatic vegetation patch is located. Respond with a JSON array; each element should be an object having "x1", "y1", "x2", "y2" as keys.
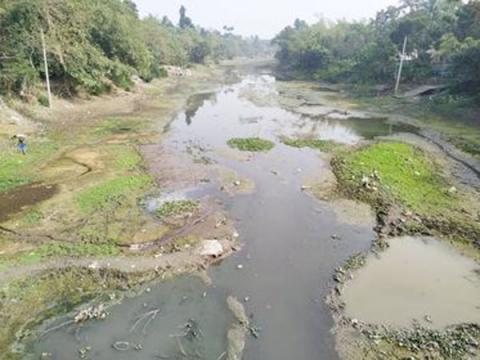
[
  {"x1": 76, "y1": 175, "x2": 152, "y2": 213},
  {"x1": 156, "y1": 200, "x2": 199, "y2": 218},
  {"x1": 281, "y1": 137, "x2": 338, "y2": 151},
  {"x1": 227, "y1": 137, "x2": 275, "y2": 152}
]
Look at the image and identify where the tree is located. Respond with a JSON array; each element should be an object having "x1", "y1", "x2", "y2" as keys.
[
  {"x1": 161, "y1": 16, "x2": 173, "y2": 27},
  {"x1": 179, "y1": 5, "x2": 193, "y2": 29}
]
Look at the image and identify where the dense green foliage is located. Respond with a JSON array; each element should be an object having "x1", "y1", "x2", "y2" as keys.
[
  {"x1": 0, "y1": 0, "x2": 270, "y2": 98},
  {"x1": 273, "y1": 0, "x2": 480, "y2": 92}
]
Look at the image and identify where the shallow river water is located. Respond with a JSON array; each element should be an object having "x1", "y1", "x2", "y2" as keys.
[{"x1": 29, "y1": 73, "x2": 477, "y2": 359}]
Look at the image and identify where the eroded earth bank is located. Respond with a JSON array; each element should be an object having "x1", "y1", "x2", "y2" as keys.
[{"x1": 0, "y1": 61, "x2": 479, "y2": 359}]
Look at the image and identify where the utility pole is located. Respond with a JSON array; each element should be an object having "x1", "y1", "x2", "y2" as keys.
[
  {"x1": 394, "y1": 36, "x2": 408, "y2": 96},
  {"x1": 40, "y1": 28, "x2": 52, "y2": 108}
]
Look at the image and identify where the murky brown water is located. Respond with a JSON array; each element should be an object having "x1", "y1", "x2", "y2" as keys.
[
  {"x1": 0, "y1": 183, "x2": 57, "y2": 222},
  {"x1": 342, "y1": 236, "x2": 480, "y2": 329}
]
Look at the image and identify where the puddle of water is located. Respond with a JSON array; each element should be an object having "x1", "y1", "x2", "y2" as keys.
[
  {"x1": 29, "y1": 276, "x2": 233, "y2": 360},
  {"x1": 0, "y1": 183, "x2": 58, "y2": 222},
  {"x1": 342, "y1": 236, "x2": 480, "y2": 329}
]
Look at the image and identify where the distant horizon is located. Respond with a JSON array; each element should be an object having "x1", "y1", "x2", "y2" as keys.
[{"x1": 135, "y1": 0, "x2": 401, "y2": 39}]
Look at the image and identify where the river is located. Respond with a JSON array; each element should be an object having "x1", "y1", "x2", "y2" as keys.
[{"x1": 29, "y1": 70, "x2": 477, "y2": 359}]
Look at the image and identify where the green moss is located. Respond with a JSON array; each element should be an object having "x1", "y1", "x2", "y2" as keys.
[
  {"x1": 76, "y1": 175, "x2": 151, "y2": 213},
  {"x1": 281, "y1": 137, "x2": 338, "y2": 151},
  {"x1": 156, "y1": 200, "x2": 199, "y2": 218},
  {"x1": 0, "y1": 141, "x2": 58, "y2": 193},
  {"x1": 227, "y1": 137, "x2": 275, "y2": 152}
]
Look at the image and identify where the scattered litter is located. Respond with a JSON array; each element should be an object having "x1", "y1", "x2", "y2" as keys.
[
  {"x1": 199, "y1": 240, "x2": 224, "y2": 257},
  {"x1": 237, "y1": 264, "x2": 244, "y2": 270},
  {"x1": 74, "y1": 304, "x2": 107, "y2": 323},
  {"x1": 249, "y1": 326, "x2": 261, "y2": 338},
  {"x1": 448, "y1": 186, "x2": 457, "y2": 194}
]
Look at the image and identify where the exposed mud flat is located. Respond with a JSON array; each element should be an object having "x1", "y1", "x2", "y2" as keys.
[{"x1": 342, "y1": 236, "x2": 480, "y2": 329}]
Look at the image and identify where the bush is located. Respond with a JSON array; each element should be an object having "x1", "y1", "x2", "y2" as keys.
[{"x1": 37, "y1": 94, "x2": 49, "y2": 107}]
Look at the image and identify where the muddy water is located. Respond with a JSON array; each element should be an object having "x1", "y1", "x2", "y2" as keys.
[
  {"x1": 0, "y1": 183, "x2": 57, "y2": 222},
  {"x1": 30, "y1": 73, "x2": 448, "y2": 359},
  {"x1": 343, "y1": 236, "x2": 480, "y2": 329}
]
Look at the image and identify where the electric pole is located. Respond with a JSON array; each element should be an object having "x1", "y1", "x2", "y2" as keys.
[
  {"x1": 40, "y1": 28, "x2": 52, "y2": 108},
  {"x1": 394, "y1": 36, "x2": 408, "y2": 96}
]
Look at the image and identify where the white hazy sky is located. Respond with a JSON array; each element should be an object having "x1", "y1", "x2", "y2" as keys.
[{"x1": 135, "y1": 0, "x2": 401, "y2": 39}]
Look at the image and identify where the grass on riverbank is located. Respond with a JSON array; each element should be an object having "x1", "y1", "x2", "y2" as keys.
[
  {"x1": 333, "y1": 141, "x2": 480, "y2": 244},
  {"x1": 76, "y1": 175, "x2": 152, "y2": 213},
  {"x1": 227, "y1": 137, "x2": 275, "y2": 152},
  {"x1": 0, "y1": 242, "x2": 120, "y2": 272},
  {"x1": 0, "y1": 141, "x2": 59, "y2": 192}
]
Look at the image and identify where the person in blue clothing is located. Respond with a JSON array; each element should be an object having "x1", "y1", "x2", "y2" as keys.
[{"x1": 12, "y1": 134, "x2": 27, "y2": 155}]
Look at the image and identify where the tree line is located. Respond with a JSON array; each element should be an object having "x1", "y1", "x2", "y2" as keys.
[
  {"x1": 0, "y1": 0, "x2": 270, "y2": 99},
  {"x1": 273, "y1": 0, "x2": 480, "y2": 93}
]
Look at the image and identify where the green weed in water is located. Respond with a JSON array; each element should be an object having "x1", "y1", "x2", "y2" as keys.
[
  {"x1": 156, "y1": 200, "x2": 199, "y2": 218},
  {"x1": 227, "y1": 137, "x2": 275, "y2": 152},
  {"x1": 281, "y1": 137, "x2": 337, "y2": 151}
]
